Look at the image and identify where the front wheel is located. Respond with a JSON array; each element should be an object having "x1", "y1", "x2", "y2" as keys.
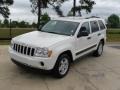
[
  {"x1": 93, "y1": 41, "x2": 104, "y2": 57},
  {"x1": 52, "y1": 54, "x2": 70, "y2": 78}
]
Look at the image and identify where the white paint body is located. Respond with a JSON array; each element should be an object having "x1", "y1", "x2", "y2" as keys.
[{"x1": 9, "y1": 17, "x2": 107, "y2": 70}]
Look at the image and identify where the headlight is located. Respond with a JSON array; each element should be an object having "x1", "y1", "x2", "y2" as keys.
[{"x1": 34, "y1": 47, "x2": 52, "y2": 58}]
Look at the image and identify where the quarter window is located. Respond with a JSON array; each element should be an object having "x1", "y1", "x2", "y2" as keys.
[
  {"x1": 98, "y1": 20, "x2": 106, "y2": 30},
  {"x1": 90, "y1": 21, "x2": 99, "y2": 33}
]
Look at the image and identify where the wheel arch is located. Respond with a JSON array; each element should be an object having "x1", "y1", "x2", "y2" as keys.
[
  {"x1": 57, "y1": 50, "x2": 73, "y2": 63},
  {"x1": 100, "y1": 38, "x2": 105, "y2": 45}
]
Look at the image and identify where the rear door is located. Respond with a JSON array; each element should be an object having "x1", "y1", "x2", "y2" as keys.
[
  {"x1": 98, "y1": 20, "x2": 107, "y2": 40},
  {"x1": 89, "y1": 20, "x2": 100, "y2": 47}
]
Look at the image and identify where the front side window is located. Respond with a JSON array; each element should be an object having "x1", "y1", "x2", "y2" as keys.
[
  {"x1": 90, "y1": 21, "x2": 99, "y2": 33},
  {"x1": 80, "y1": 22, "x2": 90, "y2": 34},
  {"x1": 98, "y1": 20, "x2": 106, "y2": 30},
  {"x1": 40, "y1": 20, "x2": 79, "y2": 36}
]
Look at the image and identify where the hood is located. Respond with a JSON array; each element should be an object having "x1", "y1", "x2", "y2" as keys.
[{"x1": 13, "y1": 31, "x2": 70, "y2": 47}]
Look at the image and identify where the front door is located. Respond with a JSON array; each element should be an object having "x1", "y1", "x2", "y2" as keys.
[{"x1": 75, "y1": 22, "x2": 92, "y2": 58}]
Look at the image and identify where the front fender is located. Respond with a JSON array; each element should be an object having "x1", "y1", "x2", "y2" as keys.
[
  {"x1": 55, "y1": 45, "x2": 74, "y2": 58},
  {"x1": 51, "y1": 42, "x2": 75, "y2": 62}
]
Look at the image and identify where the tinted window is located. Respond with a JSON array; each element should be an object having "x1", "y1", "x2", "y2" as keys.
[
  {"x1": 90, "y1": 21, "x2": 99, "y2": 33},
  {"x1": 98, "y1": 20, "x2": 105, "y2": 30},
  {"x1": 80, "y1": 22, "x2": 90, "y2": 34}
]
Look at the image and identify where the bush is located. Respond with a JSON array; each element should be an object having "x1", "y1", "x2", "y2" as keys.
[{"x1": 107, "y1": 14, "x2": 120, "y2": 28}]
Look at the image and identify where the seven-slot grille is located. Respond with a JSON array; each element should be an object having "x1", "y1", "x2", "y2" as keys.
[{"x1": 13, "y1": 43, "x2": 35, "y2": 56}]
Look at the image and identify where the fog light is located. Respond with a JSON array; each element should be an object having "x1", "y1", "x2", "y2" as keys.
[{"x1": 40, "y1": 62, "x2": 44, "y2": 66}]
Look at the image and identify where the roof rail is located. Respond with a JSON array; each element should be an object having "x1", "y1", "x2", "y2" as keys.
[
  {"x1": 63, "y1": 16, "x2": 85, "y2": 19},
  {"x1": 52, "y1": 16, "x2": 101, "y2": 20},
  {"x1": 85, "y1": 16, "x2": 100, "y2": 19},
  {"x1": 63, "y1": 16, "x2": 100, "y2": 19}
]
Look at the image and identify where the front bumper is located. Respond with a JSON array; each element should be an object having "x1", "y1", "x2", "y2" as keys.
[{"x1": 9, "y1": 47, "x2": 57, "y2": 70}]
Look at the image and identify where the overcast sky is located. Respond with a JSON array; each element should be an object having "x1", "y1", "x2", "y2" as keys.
[{"x1": 0, "y1": 0, "x2": 120, "y2": 23}]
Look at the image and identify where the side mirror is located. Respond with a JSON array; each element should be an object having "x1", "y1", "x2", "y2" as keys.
[
  {"x1": 77, "y1": 27, "x2": 89, "y2": 38},
  {"x1": 38, "y1": 25, "x2": 42, "y2": 30},
  {"x1": 81, "y1": 30, "x2": 89, "y2": 36}
]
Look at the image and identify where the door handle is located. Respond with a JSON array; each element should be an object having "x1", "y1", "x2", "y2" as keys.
[
  {"x1": 87, "y1": 37, "x2": 91, "y2": 40},
  {"x1": 98, "y1": 33, "x2": 101, "y2": 36}
]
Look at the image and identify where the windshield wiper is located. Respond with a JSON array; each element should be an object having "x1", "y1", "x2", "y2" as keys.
[
  {"x1": 47, "y1": 31, "x2": 59, "y2": 34},
  {"x1": 40, "y1": 30, "x2": 70, "y2": 36},
  {"x1": 48, "y1": 31, "x2": 70, "y2": 36}
]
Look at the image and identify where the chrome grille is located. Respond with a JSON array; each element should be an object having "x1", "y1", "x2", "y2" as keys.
[{"x1": 13, "y1": 43, "x2": 35, "y2": 56}]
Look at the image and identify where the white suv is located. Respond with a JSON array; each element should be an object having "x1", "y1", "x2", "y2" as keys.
[{"x1": 9, "y1": 17, "x2": 106, "y2": 78}]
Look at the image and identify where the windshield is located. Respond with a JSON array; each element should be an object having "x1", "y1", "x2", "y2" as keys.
[{"x1": 40, "y1": 20, "x2": 79, "y2": 36}]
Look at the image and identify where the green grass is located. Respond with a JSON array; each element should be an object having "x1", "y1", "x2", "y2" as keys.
[
  {"x1": 107, "y1": 29, "x2": 120, "y2": 42},
  {"x1": 0, "y1": 40, "x2": 10, "y2": 45},
  {"x1": 0, "y1": 28, "x2": 120, "y2": 45},
  {"x1": 0, "y1": 28, "x2": 35, "y2": 45},
  {"x1": 0, "y1": 28, "x2": 34, "y2": 38}
]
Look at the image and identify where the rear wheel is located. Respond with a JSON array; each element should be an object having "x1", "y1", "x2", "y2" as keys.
[
  {"x1": 93, "y1": 41, "x2": 104, "y2": 57},
  {"x1": 52, "y1": 54, "x2": 70, "y2": 78}
]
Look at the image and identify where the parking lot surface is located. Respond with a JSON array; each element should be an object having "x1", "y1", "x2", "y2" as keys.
[{"x1": 0, "y1": 44, "x2": 120, "y2": 90}]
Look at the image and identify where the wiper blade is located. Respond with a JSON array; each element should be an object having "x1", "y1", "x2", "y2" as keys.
[
  {"x1": 40, "y1": 30, "x2": 58, "y2": 34},
  {"x1": 40, "y1": 30, "x2": 70, "y2": 36},
  {"x1": 47, "y1": 32, "x2": 58, "y2": 34}
]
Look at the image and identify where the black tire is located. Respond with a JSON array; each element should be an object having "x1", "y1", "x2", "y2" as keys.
[
  {"x1": 93, "y1": 41, "x2": 104, "y2": 57},
  {"x1": 52, "y1": 54, "x2": 70, "y2": 78}
]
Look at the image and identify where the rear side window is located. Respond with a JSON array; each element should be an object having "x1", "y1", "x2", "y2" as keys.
[
  {"x1": 98, "y1": 20, "x2": 106, "y2": 30},
  {"x1": 90, "y1": 21, "x2": 99, "y2": 33}
]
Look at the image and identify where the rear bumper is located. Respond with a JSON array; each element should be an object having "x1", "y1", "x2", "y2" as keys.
[{"x1": 9, "y1": 47, "x2": 57, "y2": 70}]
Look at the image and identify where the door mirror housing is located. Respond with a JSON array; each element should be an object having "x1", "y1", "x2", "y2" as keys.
[
  {"x1": 77, "y1": 27, "x2": 89, "y2": 38},
  {"x1": 81, "y1": 30, "x2": 89, "y2": 36},
  {"x1": 38, "y1": 25, "x2": 43, "y2": 30}
]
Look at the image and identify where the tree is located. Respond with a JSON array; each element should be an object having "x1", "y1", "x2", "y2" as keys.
[
  {"x1": 30, "y1": 0, "x2": 68, "y2": 28},
  {"x1": 11, "y1": 21, "x2": 19, "y2": 28},
  {"x1": 30, "y1": 0, "x2": 67, "y2": 16},
  {"x1": 18, "y1": 21, "x2": 27, "y2": 28},
  {"x1": 70, "y1": 0, "x2": 95, "y2": 16},
  {"x1": 0, "y1": 20, "x2": 2, "y2": 27},
  {"x1": 31, "y1": 22, "x2": 37, "y2": 28},
  {"x1": 40, "y1": 13, "x2": 50, "y2": 26},
  {"x1": 0, "y1": 0, "x2": 14, "y2": 18},
  {"x1": 3, "y1": 18, "x2": 9, "y2": 27},
  {"x1": 107, "y1": 14, "x2": 120, "y2": 28}
]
